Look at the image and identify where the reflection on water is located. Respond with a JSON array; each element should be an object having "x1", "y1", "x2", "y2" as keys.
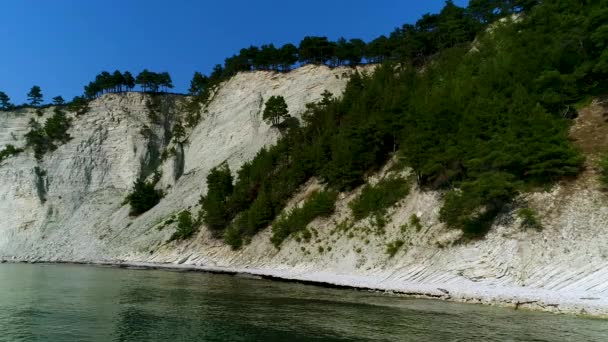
[{"x1": 0, "y1": 263, "x2": 606, "y2": 342}]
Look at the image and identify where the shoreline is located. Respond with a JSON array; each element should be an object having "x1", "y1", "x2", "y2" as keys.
[{"x1": 4, "y1": 258, "x2": 607, "y2": 318}]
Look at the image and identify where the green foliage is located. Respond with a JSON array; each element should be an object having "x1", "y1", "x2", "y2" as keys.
[
  {"x1": 84, "y1": 69, "x2": 172, "y2": 98},
  {"x1": 517, "y1": 207, "x2": 542, "y2": 231},
  {"x1": 439, "y1": 173, "x2": 517, "y2": 238},
  {"x1": 25, "y1": 119, "x2": 53, "y2": 160},
  {"x1": 125, "y1": 178, "x2": 163, "y2": 216},
  {"x1": 223, "y1": 221, "x2": 244, "y2": 250},
  {"x1": 189, "y1": 71, "x2": 208, "y2": 95},
  {"x1": 222, "y1": 187, "x2": 276, "y2": 249},
  {"x1": 349, "y1": 177, "x2": 411, "y2": 221},
  {"x1": 271, "y1": 190, "x2": 338, "y2": 247},
  {"x1": 200, "y1": 163, "x2": 234, "y2": 234},
  {"x1": 23, "y1": 107, "x2": 72, "y2": 159},
  {"x1": 386, "y1": 240, "x2": 405, "y2": 258},
  {"x1": 52, "y1": 96, "x2": 65, "y2": 105},
  {"x1": 262, "y1": 95, "x2": 289, "y2": 126},
  {"x1": 67, "y1": 96, "x2": 90, "y2": 116},
  {"x1": 0, "y1": 144, "x2": 23, "y2": 163},
  {"x1": 171, "y1": 210, "x2": 197, "y2": 240},
  {"x1": 0, "y1": 91, "x2": 12, "y2": 110},
  {"x1": 44, "y1": 108, "x2": 71, "y2": 143},
  {"x1": 27, "y1": 86, "x2": 43, "y2": 106},
  {"x1": 136, "y1": 70, "x2": 173, "y2": 93},
  {"x1": 409, "y1": 214, "x2": 422, "y2": 231},
  {"x1": 172, "y1": 120, "x2": 186, "y2": 143},
  {"x1": 198, "y1": 0, "x2": 598, "y2": 245}
]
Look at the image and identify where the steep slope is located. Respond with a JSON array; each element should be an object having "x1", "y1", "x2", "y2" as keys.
[
  {"x1": 1, "y1": 67, "x2": 607, "y2": 317},
  {"x1": 123, "y1": 100, "x2": 608, "y2": 316},
  {"x1": 0, "y1": 65, "x2": 367, "y2": 261}
]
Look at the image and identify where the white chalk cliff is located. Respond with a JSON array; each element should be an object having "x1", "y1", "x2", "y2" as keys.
[{"x1": 1, "y1": 65, "x2": 607, "y2": 316}]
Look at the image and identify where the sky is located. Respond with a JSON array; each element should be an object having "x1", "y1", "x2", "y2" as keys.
[{"x1": 0, "y1": 0, "x2": 467, "y2": 104}]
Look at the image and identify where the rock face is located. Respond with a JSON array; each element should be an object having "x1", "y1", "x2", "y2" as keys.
[
  {"x1": 1, "y1": 65, "x2": 608, "y2": 316},
  {"x1": 0, "y1": 65, "x2": 366, "y2": 261}
]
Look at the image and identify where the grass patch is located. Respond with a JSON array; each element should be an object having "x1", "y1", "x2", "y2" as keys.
[
  {"x1": 386, "y1": 240, "x2": 405, "y2": 258},
  {"x1": 517, "y1": 207, "x2": 542, "y2": 231},
  {"x1": 409, "y1": 214, "x2": 422, "y2": 231}
]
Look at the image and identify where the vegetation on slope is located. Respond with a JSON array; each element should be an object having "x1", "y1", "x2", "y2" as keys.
[
  {"x1": 349, "y1": 177, "x2": 411, "y2": 222},
  {"x1": 125, "y1": 178, "x2": 164, "y2": 216},
  {"x1": 0, "y1": 145, "x2": 23, "y2": 163},
  {"x1": 199, "y1": 0, "x2": 606, "y2": 247},
  {"x1": 25, "y1": 107, "x2": 73, "y2": 160},
  {"x1": 270, "y1": 190, "x2": 338, "y2": 248}
]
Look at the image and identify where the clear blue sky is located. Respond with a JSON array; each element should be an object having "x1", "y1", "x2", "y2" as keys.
[{"x1": 0, "y1": 0, "x2": 467, "y2": 104}]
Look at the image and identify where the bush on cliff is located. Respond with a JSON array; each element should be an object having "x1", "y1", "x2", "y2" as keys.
[
  {"x1": 0, "y1": 144, "x2": 23, "y2": 163},
  {"x1": 271, "y1": 190, "x2": 338, "y2": 247},
  {"x1": 170, "y1": 210, "x2": 196, "y2": 240},
  {"x1": 126, "y1": 178, "x2": 163, "y2": 216}
]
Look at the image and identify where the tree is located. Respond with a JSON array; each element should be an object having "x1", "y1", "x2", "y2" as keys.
[
  {"x1": 25, "y1": 118, "x2": 52, "y2": 159},
  {"x1": 125, "y1": 178, "x2": 163, "y2": 216},
  {"x1": 298, "y1": 36, "x2": 334, "y2": 65},
  {"x1": 123, "y1": 71, "x2": 135, "y2": 91},
  {"x1": 52, "y1": 96, "x2": 65, "y2": 105},
  {"x1": 135, "y1": 69, "x2": 153, "y2": 92},
  {"x1": 171, "y1": 210, "x2": 196, "y2": 240},
  {"x1": 263, "y1": 95, "x2": 289, "y2": 126},
  {"x1": 0, "y1": 91, "x2": 12, "y2": 110},
  {"x1": 44, "y1": 108, "x2": 71, "y2": 143},
  {"x1": 112, "y1": 70, "x2": 125, "y2": 92},
  {"x1": 27, "y1": 86, "x2": 43, "y2": 106},
  {"x1": 159, "y1": 72, "x2": 174, "y2": 92},
  {"x1": 189, "y1": 71, "x2": 208, "y2": 95},
  {"x1": 279, "y1": 43, "x2": 298, "y2": 71},
  {"x1": 67, "y1": 96, "x2": 89, "y2": 115},
  {"x1": 201, "y1": 163, "x2": 234, "y2": 233}
]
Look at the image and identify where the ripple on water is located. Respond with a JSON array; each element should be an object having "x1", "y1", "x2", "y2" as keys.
[{"x1": 0, "y1": 263, "x2": 606, "y2": 342}]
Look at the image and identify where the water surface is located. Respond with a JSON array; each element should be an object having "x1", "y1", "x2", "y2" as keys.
[{"x1": 0, "y1": 263, "x2": 606, "y2": 341}]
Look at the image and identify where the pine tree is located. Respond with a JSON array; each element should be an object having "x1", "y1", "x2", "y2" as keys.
[
  {"x1": 52, "y1": 96, "x2": 65, "y2": 105},
  {"x1": 27, "y1": 86, "x2": 43, "y2": 106},
  {"x1": 0, "y1": 91, "x2": 11, "y2": 110},
  {"x1": 123, "y1": 71, "x2": 135, "y2": 91},
  {"x1": 263, "y1": 95, "x2": 289, "y2": 126}
]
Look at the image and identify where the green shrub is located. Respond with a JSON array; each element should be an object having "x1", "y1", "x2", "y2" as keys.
[
  {"x1": 386, "y1": 240, "x2": 404, "y2": 258},
  {"x1": 171, "y1": 210, "x2": 196, "y2": 240},
  {"x1": 440, "y1": 172, "x2": 517, "y2": 238},
  {"x1": 223, "y1": 214, "x2": 246, "y2": 250},
  {"x1": 125, "y1": 178, "x2": 163, "y2": 216},
  {"x1": 517, "y1": 208, "x2": 543, "y2": 231},
  {"x1": 349, "y1": 176, "x2": 410, "y2": 221},
  {"x1": 25, "y1": 119, "x2": 53, "y2": 160},
  {"x1": 25, "y1": 108, "x2": 72, "y2": 160},
  {"x1": 271, "y1": 190, "x2": 338, "y2": 247},
  {"x1": 409, "y1": 214, "x2": 422, "y2": 231},
  {"x1": 0, "y1": 144, "x2": 23, "y2": 163},
  {"x1": 44, "y1": 108, "x2": 71, "y2": 143},
  {"x1": 67, "y1": 96, "x2": 90, "y2": 116},
  {"x1": 200, "y1": 163, "x2": 233, "y2": 234}
]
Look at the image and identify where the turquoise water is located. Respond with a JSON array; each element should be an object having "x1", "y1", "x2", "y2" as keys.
[{"x1": 0, "y1": 263, "x2": 606, "y2": 341}]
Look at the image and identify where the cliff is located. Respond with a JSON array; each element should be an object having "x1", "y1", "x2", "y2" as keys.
[{"x1": 1, "y1": 65, "x2": 607, "y2": 316}]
